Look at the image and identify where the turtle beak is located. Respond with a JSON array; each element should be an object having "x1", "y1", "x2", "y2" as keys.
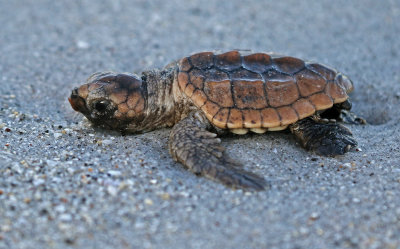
[{"x1": 68, "y1": 87, "x2": 89, "y2": 114}]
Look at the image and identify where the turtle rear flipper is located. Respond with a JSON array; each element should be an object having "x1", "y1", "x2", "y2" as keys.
[
  {"x1": 169, "y1": 111, "x2": 268, "y2": 190},
  {"x1": 290, "y1": 117, "x2": 358, "y2": 157},
  {"x1": 320, "y1": 100, "x2": 367, "y2": 125},
  {"x1": 337, "y1": 110, "x2": 366, "y2": 125}
]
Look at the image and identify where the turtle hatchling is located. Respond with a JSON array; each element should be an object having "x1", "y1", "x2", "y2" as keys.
[{"x1": 69, "y1": 50, "x2": 365, "y2": 190}]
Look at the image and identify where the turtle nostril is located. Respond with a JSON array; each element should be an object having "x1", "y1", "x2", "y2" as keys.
[
  {"x1": 71, "y1": 87, "x2": 79, "y2": 98},
  {"x1": 69, "y1": 87, "x2": 83, "y2": 111}
]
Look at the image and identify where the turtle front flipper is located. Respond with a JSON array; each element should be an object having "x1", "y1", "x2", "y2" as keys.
[
  {"x1": 169, "y1": 111, "x2": 267, "y2": 190},
  {"x1": 290, "y1": 117, "x2": 358, "y2": 157}
]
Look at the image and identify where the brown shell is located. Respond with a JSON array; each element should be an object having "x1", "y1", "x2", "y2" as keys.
[{"x1": 177, "y1": 51, "x2": 351, "y2": 129}]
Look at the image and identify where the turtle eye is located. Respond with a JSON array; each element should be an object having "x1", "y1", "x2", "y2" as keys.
[{"x1": 94, "y1": 100, "x2": 110, "y2": 112}]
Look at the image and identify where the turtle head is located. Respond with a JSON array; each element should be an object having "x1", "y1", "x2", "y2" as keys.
[
  {"x1": 335, "y1": 73, "x2": 354, "y2": 93},
  {"x1": 68, "y1": 72, "x2": 147, "y2": 131}
]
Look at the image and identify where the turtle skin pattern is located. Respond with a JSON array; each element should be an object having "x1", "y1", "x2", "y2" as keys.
[{"x1": 177, "y1": 51, "x2": 352, "y2": 129}]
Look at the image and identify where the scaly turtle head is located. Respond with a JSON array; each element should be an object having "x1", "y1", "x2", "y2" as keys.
[{"x1": 69, "y1": 72, "x2": 147, "y2": 131}]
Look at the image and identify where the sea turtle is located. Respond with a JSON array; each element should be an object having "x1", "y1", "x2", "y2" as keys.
[{"x1": 68, "y1": 50, "x2": 364, "y2": 190}]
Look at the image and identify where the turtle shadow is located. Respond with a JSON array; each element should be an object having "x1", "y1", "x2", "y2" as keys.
[
  {"x1": 351, "y1": 99, "x2": 392, "y2": 126},
  {"x1": 348, "y1": 90, "x2": 396, "y2": 126}
]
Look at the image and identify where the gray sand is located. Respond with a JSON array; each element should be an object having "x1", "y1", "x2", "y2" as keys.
[{"x1": 1, "y1": 0, "x2": 400, "y2": 248}]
